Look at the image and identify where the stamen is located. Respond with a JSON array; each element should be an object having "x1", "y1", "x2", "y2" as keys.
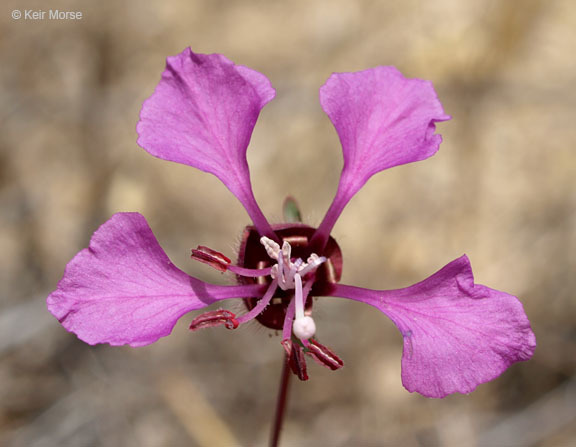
[
  {"x1": 191, "y1": 246, "x2": 272, "y2": 277},
  {"x1": 302, "y1": 277, "x2": 315, "y2": 304},
  {"x1": 236, "y1": 279, "x2": 278, "y2": 324},
  {"x1": 189, "y1": 309, "x2": 238, "y2": 331},
  {"x1": 306, "y1": 339, "x2": 344, "y2": 370},
  {"x1": 281, "y1": 339, "x2": 292, "y2": 357},
  {"x1": 282, "y1": 298, "x2": 296, "y2": 341},
  {"x1": 191, "y1": 246, "x2": 231, "y2": 272},
  {"x1": 228, "y1": 264, "x2": 273, "y2": 278},
  {"x1": 287, "y1": 340, "x2": 309, "y2": 381}
]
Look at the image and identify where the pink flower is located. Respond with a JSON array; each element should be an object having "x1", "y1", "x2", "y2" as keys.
[{"x1": 47, "y1": 48, "x2": 535, "y2": 398}]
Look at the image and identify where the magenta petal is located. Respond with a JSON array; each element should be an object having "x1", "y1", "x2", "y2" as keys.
[
  {"x1": 312, "y1": 67, "x2": 450, "y2": 250},
  {"x1": 47, "y1": 213, "x2": 263, "y2": 347},
  {"x1": 321, "y1": 67, "x2": 450, "y2": 177},
  {"x1": 137, "y1": 49, "x2": 275, "y2": 238},
  {"x1": 328, "y1": 256, "x2": 536, "y2": 398}
]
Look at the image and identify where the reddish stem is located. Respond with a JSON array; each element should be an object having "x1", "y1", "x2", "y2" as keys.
[{"x1": 270, "y1": 354, "x2": 291, "y2": 447}]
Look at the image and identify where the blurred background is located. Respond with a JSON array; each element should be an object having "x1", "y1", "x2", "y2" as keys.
[{"x1": 1, "y1": 0, "x2": 575, "y2": 445}]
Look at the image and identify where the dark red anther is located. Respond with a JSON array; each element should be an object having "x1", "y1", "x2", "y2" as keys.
[
  {"x1": 283, "y1": 339, "x2": 309, "y2": 381},
  {"x1": 189, "y1": 310, "x2": 238, "y2": 331},
  {"x1": 191, "y1": 246, "x2": 231, "y2": 272},
  {"x1": 305, "y1": 338, "x2": 344, "y2": 371}
]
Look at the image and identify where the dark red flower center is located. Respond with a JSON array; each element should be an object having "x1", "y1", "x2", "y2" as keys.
[{"x1": 236, "y1": 223, "x2": 343, "y2": 330}]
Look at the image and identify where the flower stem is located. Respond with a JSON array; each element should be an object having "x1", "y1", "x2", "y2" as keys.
[{"x1": 270, "y1": 354, "x2": 291, "y2": 447}]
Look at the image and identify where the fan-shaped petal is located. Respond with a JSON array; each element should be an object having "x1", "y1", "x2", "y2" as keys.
[
  {"x1": 137, "y1": 49, "x2": 275, "y2": 237},
  {"x1": 328, "y1": 256, "x2": 536, "y2": 398},
  {"x1": 312, "y1": 67, "x2": 450, "y2": 250},
  {"x1": 47, "y1": 212, "x2": 263, "y2": 347}
]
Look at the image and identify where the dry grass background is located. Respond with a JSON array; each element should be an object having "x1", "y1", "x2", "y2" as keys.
[{"x1": 1, "y1": 0, "x2": 575, "y2": 446}]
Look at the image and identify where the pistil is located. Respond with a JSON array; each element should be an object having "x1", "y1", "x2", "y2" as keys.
[
  {"x1": 260, "y1": 237, "x2": 325, "y2": 341},
  {"x1": 292, "y1": 273, "x2": 316, "y2": 340}
]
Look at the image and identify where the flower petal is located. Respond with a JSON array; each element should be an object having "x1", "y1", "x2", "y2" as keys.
[
  {"x1": 47, "y1": 213, "x2": 264, "y2": 347},
  {"x1": 327, "y1": 256, "x2": 536, "y2": 398},
  {"x1": 137, "y1": 48, "x2": 275, "y2": 238},
  {"x1": 312, "y1": 67, "x2": 450, "y2": 250}
]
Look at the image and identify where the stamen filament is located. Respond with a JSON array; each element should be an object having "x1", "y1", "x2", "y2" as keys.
[
  {"x1": 228, "y1": 264, "x2": 273, "y2": 278},
  {"x1": 302, "y1": 277, "x2": 315, "y2": 305},
  {"x1": 282, "y1": 299, "x2": 296, "y2": 341},
  {"x1": 236, "y1": 279, "x2": 278, "y2": 324}
]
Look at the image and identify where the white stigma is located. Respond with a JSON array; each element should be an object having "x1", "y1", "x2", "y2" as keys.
[
  {"x1": 293, "y1": 316, "x2": 316, "y2": 340},
  {"x1": 260, "y1": 236, "x2": 326, "y2": 341}
]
